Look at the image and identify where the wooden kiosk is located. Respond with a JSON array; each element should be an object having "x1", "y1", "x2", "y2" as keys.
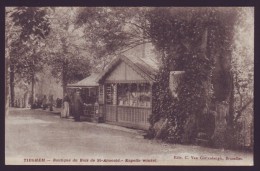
[
  {"x1": 67, "y1": 53, "x2": 160, "y2": 130},
  {"x1": 96, "y1": 55, "x2": 159, "y2": 130}
]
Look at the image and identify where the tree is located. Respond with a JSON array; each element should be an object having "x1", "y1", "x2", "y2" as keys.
[
  {"x1": 5, "y1": 8, "x2": 17, "y2": 109},
  {"x1": 227, "y1": 8, "x2": 254, "y2": 149},
  {"x1": 143, "y1": 7, "x2": 246, "y2": 144},
  {"x1": 43, "y1": 7, "x2": 91, "y2": 97},
  {"x1": 75, "y1": 7, "x2": 152, "y2": 70},
  {"x1": 8, "y1": 7, "x2": 51, "y2": 105},
  {"x1": 5, "y1": 7, "x2": 19, "y2": 107},
  {"x1": 231, "y1": 8, "x2": 254, "y2": 123}
]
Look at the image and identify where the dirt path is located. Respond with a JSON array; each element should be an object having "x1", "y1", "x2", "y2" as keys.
[{"x1": 5, "y1": 108, "x2": 253, "y2": 166}]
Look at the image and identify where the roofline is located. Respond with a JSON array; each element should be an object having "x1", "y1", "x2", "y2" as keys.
[
  {"x1": 121, "y1": 55, "x2": 157, "y2": 80},
  {"x1": 97, "y1": 55, "x2": 157, "y2": 83},
  {"x1": 67, "y1": 85, "x2": 98, "y2": 88},
  {"x1": 96, "y1": 55, "x2": 121, "y2": 83}
]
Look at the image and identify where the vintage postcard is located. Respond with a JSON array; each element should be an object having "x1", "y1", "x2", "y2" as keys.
[{"x1": 5, "y1": 7, "x2": 254, "y2": 166}]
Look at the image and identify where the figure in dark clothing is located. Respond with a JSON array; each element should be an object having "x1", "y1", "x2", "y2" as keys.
[
  {"x1": 42, "y1": 95, "x2": 47, "y2": 110},
  {"x1": 29, "y1": 95, "x2": 33, "y2": 109},
  {"x1": 90, "y1": 92, "x2": 96, "y2": 104},
  {"x1": 56, "y1": 98, "x2": 62, "y2": 108},
  {"x1": 74, "y1": 90, "x2": 84, "y2": 122}
]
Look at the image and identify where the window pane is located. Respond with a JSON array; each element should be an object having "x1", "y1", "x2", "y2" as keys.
[
  {"x1": 106, "y1": 84, "x2": 113, "y2": 105},
  {"x1": 117, "y1": 83, "x2": 151, "y2": 108},
  {"x1": 117, "y1": 83, "x2": 129, "y2": 106}
]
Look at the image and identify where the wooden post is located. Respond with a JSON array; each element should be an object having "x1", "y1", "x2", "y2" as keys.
[
  {"x1": 137, "y1": 83, "x2": 140, "y2": 107},
  {"x1": 113, "y1": 84, "x2": 117, "y2": 105},
  {"x1": 114, "y1": 83, "x2": 118, "y2": 122},
  {"x1": 149, "y1": 82, "x2": 153, "y2": 121},
  {"x1": 103, "y1": 84, "x2": 106, "y2": 121},
  {"x1": 128, "y1": 83, "x2": 131, "y2": 106},
  {"x1": 103, "y1": 85, "x2": 105, "y2": 104}
]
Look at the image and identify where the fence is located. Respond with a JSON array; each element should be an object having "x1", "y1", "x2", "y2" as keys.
[{"x1": 103, "y1": 105, "x2": 151, "y2": 130}]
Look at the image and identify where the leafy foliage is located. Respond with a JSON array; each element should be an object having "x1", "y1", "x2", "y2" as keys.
[
  {"x1": 231, "y1": 8, "x2": 254, "y2": 121},
  {"x1": 7, "y1": 7, "x2": 51, "y2": 104},
  {"x1": 9, "y1": 39, "x2": 44, "y2": 82},
  {"x1": 10, "y1": 7, "x2": 50, "y2": 41},
  {"x1": 42, "y1": 8, "x2": 91, "y2": 95},
  {"x1": 229, "y1": 8, "x2": 254, "y2": 149},
  {"x1": 8, "y1": 7, "x2": 51, "y2": 80},
  {"x1": 148, "y1": 8, "x2": 240, "y2": 143},
  {"x1": 75, "y1": 7, "x2": 151, "y2": 70}
]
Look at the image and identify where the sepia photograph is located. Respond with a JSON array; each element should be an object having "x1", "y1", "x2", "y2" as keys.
[{"x1": 5, "y1": 7, "x2": 254, "y2": 166}]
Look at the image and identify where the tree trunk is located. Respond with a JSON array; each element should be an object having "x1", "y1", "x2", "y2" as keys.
[
  {"x1": 31, "y1": 71, "x2": 35, "y2": 105},
  {"x1": 61, "y1": 38, "x2": 69, "y2": 98},
  {"x1": 31, "y1": 50, "x2": 36, "y2": 104},
  {"x1": 62, "y1": 61, "x2": 68, "y2": 98},
  {"x1": 6, "y1": 53, "x2": 11, "y2": 115},
  {"x1": 10, "y1": 64, "x2": 15, "y2": 107},
  {"x1": 228, "y1": 71, "x2": 235, "y2": 126}
]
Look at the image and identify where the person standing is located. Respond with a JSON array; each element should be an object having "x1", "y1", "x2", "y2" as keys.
[
  {"x1": 62, "y1": 93, "x2": 70, "y2": 118},
  {"x1": 29, "y1": 94, "x2": 33, "y2": 109},
  {"x1": 42, "y1": 95, "x2": 47, "y2": 110},
  {"x1": 74, "y1": 90, "x2": 84, "y2": 122}
]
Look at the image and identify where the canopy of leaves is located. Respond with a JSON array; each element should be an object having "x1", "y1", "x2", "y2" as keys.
[
  {"x1": 7, "y1": 7, "x2": 51, "y2": 84},
  {"x1": 75, "y1": 7, "x2": 152, "y2": 65},
  {"x1": 9, "y1": 39, "x2": 45, "y2": 82},
  {"x1": 10, "y1": 7, "x2": 51, "y2": 41},
  {"x1": 147, "y1": 7, "x2": 241, "y2": 143},
  {"x1": 231, "y1": 8, "x2": 254, "y2": 122},
  {"x1": 42, "y1": 7, "x2": 91, "y2": 87}
]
